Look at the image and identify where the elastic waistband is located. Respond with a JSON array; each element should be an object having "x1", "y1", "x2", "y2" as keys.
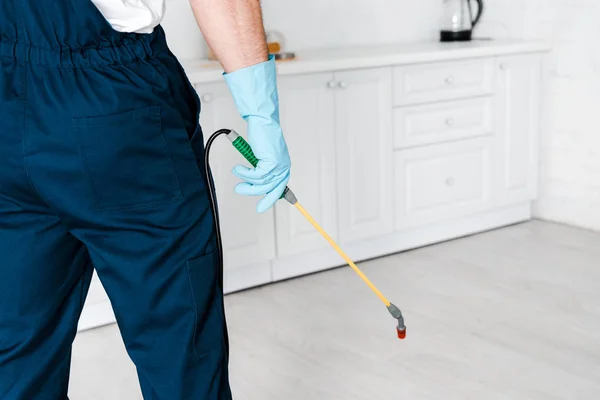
[{"x1": 0, "y1": 29, "x2": 168, "y2": 68}]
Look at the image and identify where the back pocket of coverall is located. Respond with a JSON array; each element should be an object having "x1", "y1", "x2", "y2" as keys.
[
  {"x1": 187, "y1": 250, "x2": 225, "y2": 357},
  {"x1": 73, "y1": 105, "x2": 183, "y2": 212}
]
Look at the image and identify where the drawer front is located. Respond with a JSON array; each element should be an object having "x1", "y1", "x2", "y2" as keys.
[
  {"x1": 393, "y1": 97, "x2": 493, "y2": 149},
  {"x1": 394, "y1": 137, "x2": 493, "y2": 229},
  {"x1": 393, "y1": 59, "x2": 494, "y2": 105}
]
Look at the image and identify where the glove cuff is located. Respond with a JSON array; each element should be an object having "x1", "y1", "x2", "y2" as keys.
[{"x1": 223, "y1": 55, "x2": 280, "y2": 124}]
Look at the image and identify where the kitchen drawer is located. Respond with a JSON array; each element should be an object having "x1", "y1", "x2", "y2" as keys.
[
  {"x1": 394, "y1": 137, "x2": 493, "y2": 229},
  {"x1": 393, "y1": 59, "x2": 494, "y2": 106},
  {"x1": 393, "y1": 97, "x2": 493, "y2": 149}
]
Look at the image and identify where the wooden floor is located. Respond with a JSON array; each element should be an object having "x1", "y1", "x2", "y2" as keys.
[{"x1": 69, "y1": 221, "x2": 600, "y2": 399}]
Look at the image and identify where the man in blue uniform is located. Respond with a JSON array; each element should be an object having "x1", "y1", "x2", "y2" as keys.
[{"x1": 0, "y1": 0, "x2": 291, "y2": 398}]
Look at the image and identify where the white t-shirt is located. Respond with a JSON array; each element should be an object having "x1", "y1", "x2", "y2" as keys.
[{"x1": 91, "y1": 0, "x2": 166, "y2": 34}]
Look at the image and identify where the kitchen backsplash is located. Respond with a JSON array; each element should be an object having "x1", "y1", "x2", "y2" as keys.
[
  {"x1": 161, "y1": 0, "x2": 538, "y2": 60},
  {"x1": 161, "y1": 0, "x2": 442, "y2": 60}
]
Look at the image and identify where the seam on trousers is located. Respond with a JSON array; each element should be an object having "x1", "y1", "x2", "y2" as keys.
[
  {"x1": 186, "y1": 264, "x2": 199, "y2": 358},
  {"x1": 70, "y1": 122, "x2": 103, "y2": 212},
  {"x1": 12, "y1": 0, "x2": 29, "y2": 45},
  {"x1": 155, "y1": 107, "x2": 186, "y2": 200},
  {"x1": 19, "y1": 66, "x2": 48, "y2": 205},
  {"x1": 78, "y1": 260, "x2": 92, "y2": 313}
]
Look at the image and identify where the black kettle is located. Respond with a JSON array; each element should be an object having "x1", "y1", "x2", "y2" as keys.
[{"x1": 440, "y1": 0, "x2": 484, "y2": 42}]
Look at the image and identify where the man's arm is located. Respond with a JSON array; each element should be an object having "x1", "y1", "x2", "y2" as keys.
[
  {"x1": 188, "y1": 0, "x2": 291, "y2": 214},
  {"x1": 190, "y1": 0, "x2": 268, "y2": 73}
]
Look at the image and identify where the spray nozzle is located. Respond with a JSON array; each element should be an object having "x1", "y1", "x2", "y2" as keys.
[
  {"x1": 397, "y1": 326, "x2": 407, "y2": 339},
  {"x1": 387, "y1": 303, "x2": 406, "y2": 340}
]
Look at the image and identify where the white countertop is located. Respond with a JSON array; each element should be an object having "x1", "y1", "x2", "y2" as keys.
[{"x1": 182, "y1": 39, "x2": 551, "y2": 84}]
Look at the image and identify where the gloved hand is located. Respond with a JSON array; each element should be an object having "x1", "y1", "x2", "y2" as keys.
[{"x1": 224, "y1": 55, "x2": 291, "y2": 214}]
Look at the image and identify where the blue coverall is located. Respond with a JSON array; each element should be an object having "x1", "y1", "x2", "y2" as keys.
[{"x1": 0, "y1": 1, "x2": 231, "y2": 398}]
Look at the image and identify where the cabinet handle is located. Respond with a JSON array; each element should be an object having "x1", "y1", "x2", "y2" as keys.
[
  {"x1": 445, "y1": 118, "x2": 454, "y2": 127},
  {"x1": 338, "y1": 81, "x2": 348, "y2": 89},
  {"x1": 327, "y1": 80, "x2": 337, "y2": 89},
  {"x1": 201, "y1": 93, "x2": 213, "y2": 103},
  {"x1": 445, "y1": 76, "x2": 454, "y2": 85},
  {"x1": 445, "y1": 177, "x2": 455, "y2": 187}
]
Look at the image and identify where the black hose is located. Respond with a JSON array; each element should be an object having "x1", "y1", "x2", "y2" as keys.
[{"x1": 204, "y1": 128, "x2": 232, "y2": 360}]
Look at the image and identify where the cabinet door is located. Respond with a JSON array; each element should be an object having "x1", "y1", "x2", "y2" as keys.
[
  {"x1": 394, "y1": 137, "x2": 494, "y2": 229},
  {"x1": 195, "y1": 82, "x2": 275, "y2": 291},
  {"x1": 494, "y1": 55, "x2": 542, "y2": 205},
  {"x1": 334, "y1": 67, "x2": 394, "y2": 244},
  {"x1": 274, "y1": 73, "x2": 338, "y2": 258}
]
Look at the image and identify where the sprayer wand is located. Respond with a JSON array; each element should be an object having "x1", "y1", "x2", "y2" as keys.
[{"x1": 224, "y1": 129, "x2": 406, "y2": 339}]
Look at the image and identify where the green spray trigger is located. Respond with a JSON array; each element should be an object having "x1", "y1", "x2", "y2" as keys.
[{"x1": 225, "y1": 130, "x2": 295, "y2": 203}]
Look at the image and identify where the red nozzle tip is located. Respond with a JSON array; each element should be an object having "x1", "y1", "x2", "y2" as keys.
[{"x1": 397, "y1": 326, "x2": 406, "y2": 340}]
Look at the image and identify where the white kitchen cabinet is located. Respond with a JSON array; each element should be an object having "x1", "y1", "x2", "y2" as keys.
[
  {"x1": 392, "y1": 59, "x2": 494, "y2": 106},
  {"x1": 393, "y1": 97, "x2": 494, "y2": 149},
  {"x1": 494, "y1": 55, "x2": 541, "y2": 206},
  {"x1": 394, "y1": 137, "x2": 494, "y2": 229},
  {"x1": 195, "y1": 81, "x2": 275, "y2": 292},
  {"x1": 334, "y1": 67, "x2": 394, "y2": 244},
  {"x1": 274, "y1": 73, "x2": 338, "y2": 258}
]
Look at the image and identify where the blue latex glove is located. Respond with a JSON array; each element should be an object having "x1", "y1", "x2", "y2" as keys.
[{"x1": 224, "y1": 55, "x2": 291, "y2": 213}]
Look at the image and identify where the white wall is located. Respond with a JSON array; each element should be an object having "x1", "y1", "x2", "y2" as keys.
[
  {"x1": 482, "y1": 0, "x2": 600, "y2": 232},
  {"x1": 533, "y1": 1, "x2": 600, "y2": 232},
  {"x1": 161, "y1": 0, "x2": 444, "y2": 60},
  {"x1": 161, "y1": 0, "x2": 535, "y2": 60},
  {"x1": 162, "y1": 0, "x2": 600, "y2": 232}
]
